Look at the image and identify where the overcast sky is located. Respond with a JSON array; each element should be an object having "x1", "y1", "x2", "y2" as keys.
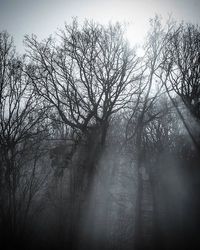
[{"x1": 0, "y1": 0, "x2": 200, "y2": 52}]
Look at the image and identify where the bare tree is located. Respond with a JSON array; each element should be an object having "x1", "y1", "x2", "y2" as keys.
[
  {"x1": 124, "y1": 16, "x2": 175, "y2": 249},
  {"x1": 0, "y1": 32, "x2": 49, "y2": 245},
  {"x1": 24, "y1": 19, "x2": 140, "y2": 248},
  {"x1": 25, "y1": 20, "x2": 139, "y2": 138},
  {"x1": 161, "y1": 23, "x2": 200, "y2": 150},
  {"x1": 166, "y1": 24, "x2": 200, "y2": 120}
]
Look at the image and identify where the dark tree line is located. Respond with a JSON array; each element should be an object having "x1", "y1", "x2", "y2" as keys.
[
  {"x1": 0, "y1": 17, "x2": 200, "y2": 250},
  {"x1": 0, "y1": 32, "x2": 50, "y2": 247}
]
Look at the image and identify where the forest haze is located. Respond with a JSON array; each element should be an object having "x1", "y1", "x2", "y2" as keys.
[{"x1": 1, "y1": 16, "x2": 200, "y2": 250}]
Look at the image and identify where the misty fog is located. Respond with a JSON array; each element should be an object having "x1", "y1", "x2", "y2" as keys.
[{"x1": 0, "y1": 3, "x2": 200, "y2": 249}]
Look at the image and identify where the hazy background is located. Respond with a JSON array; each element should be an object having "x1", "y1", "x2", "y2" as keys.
[
  {"x1": 1, "y1": 1, "x2": 200, "y2": 250},
  {"x1": 0, "y1": 0, "x2": 200, "y2": 52}
]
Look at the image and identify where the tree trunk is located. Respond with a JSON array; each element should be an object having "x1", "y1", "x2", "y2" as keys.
[
  {"x1": 68, "y1": 124, "x2": 108, "y2": 249},
  {"x1": 134, "y1": 128, "x2": 155, "y2": 250}
]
